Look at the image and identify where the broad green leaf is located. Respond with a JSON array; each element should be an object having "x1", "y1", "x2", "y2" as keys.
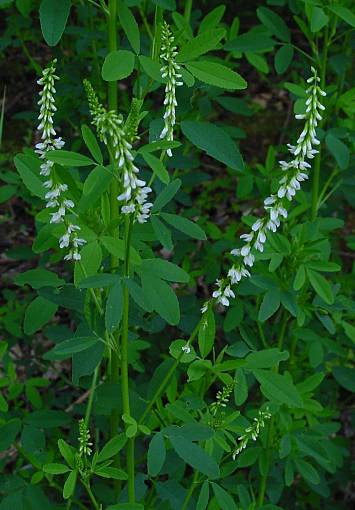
[
  {"x1": 199, "y1": 5, "x2": 225, "y2": 33},
  {"x1": 141, "y1": 258, "x2": 189, "y2": 283},
  {"x1": 97, "y1": 434, "x2": 127, "y2": 462},
  {"x1": 326, "y1": 133, "x2": 349, "y2": 170},
  {"x1": 284, "y1": 82, "x2": 307, "y2": 98},
  {"x1": 258, "y1": 290, "x2": 280, "y2": 322},
  {"x1": 170, "y1": 435, "x2": 220, "y2": 478},
  {"x1": 25, "y1": 410, "x2": 70, "y2": 428},
  {"x1": 78, "y1": 274, "x2": 118, "y2": 288},
  {"x1": 198, "y1": 308, "x2": 215, "y2": 358},
  {"x1": 211, "y1": 482, "x2": 238, "y2": 510},
  {"x1": 125, "y1": 278, "x2": 153, "y2": 312},
  {"x1": 151, "y1": 215, "x2": 173, "y2": 251},
  {"x1": 74, "y1": 241, "x2": 102, "y2": 286},
  {"x1": 177, "y1": 29, "x2": 225, "y2": 62},
  {"x1": 293, "y1": 264, "x2": 306, "y2": 290},
  {"x1": 246, "y1": 52, "x2": 269, "y2": 74},
  {"x1": 105, "y1": 280, "x2": 123, "y2": 332},
  {"x1": 172, "y1": 11, "x2": 193, "y2": 39},
  {"x1": 329, "y1": 5, "x2": 355, "y2": 28},
  {"x1": 95, "y1": 466, "x2": 128, "y2": 479},
  {"x1": 100, "y1": 236, "x2": 141, "y2": 265},
  {"x1": 0, "y1": 419, "x2": 21, "y2": 451},
  {"x1": 245, "y1": 349, "x2": 289, "y2": 369},
  {"x1": 141, "y1": 273, "x2": 180, "y2": 325},
  {"x1": 181, "y1": 121, "x2": 244, "y2": 171},
  {"x1": 342, "y1": 321, "x2": 355, "y2": 343},
  {"x1": 306, "y1": 261, "x2": 340, "y2": 272},
  {"x1": 43, "y1": 463, "x2": 70, "y2": 474},
  {"x1": 0, "y1": 393, "x2": 8, "y2": 412},
  {"x1": 234, "y1": 368, "x2": 248, "y2": 405},
  {"x1": 39, "y1": 0, "x2": 71, "y2": 46},
  {"x1": 47, "y1": 150, "x2": 94, "y2": 167},
  {"x1": 147, "y1": 432, "x2": 166, "y2": 476},
  {"x1": 138, "y1": 55, "x2": 163, "y2": 82},
  {"x1": 237, "y1": 446, "x2": 260, "y2": 468},
  {"x1": 152, "y1": 179, "x2": 181, "y2": 212},
  {"x1": 307, "y1": 268, "x2": 334, "y2": 304},
  {"x1": 142, "y1": 152, "x2": 169, "y2": 184},
  {"x1": 169, "y1": 339, "x2": 196, "y2": 363},
  {"x1": 186, "y1": 61, "x2": 247, "y2": 90},
  {"x1": 197, "y1": 480, "x2": 210, "y2": 510},
  {"x1": 151, "y1": 0, "x2": 175, "y2": 10},
  {"x1": 44, "y1": 336, "x2": 99, "y2": 359},
  {"x1": 118, "y1": 0, "x2": 140, "y2": 54},
  {"x1": 257, "y1": 6, "x2": 291, "y2": 42},
  {"x1": 0, "y1": 184, "x2": 15, "y2": 203},
  {"x1": 14, "y1": 153, "x2": 45, "y2": 198},
  {"x1": 333, "y1": 367, "x2": 355, "y2": 392},
  {"x1": 63, "y1": 470, "x2": 77, "y2": 499},
  {"x1": 15, "y1": 269, "x2": 64, "y2": 289},
  {"x1": 102, "y1": 50, "x2": 135, "y2": 81},
  {"x1": 160, "y1": 212, "x2": 206, "y2": 240},
  {"x1": 138, "y1": 140, "x2": 181, "y2": 154},
  {"x1": 225, "y1": 30, "x2": 275, "y2": 53},
  {"x1": 310, "y1": 6, "x2": 329, "y2": 33},
  {"x1": 274, "y1": 44, "x2": 294, "y2": 74},
  {"x1": 224, "y1": 303, "x2": 244, "y2": 332},
  {"x1": 253, "y1": 369, "x2": 303, "y2": 408},
  {"x1": 295, "y1": 458, "x2": 320, "y2": 484},
  {"x1": 81, "y1": 124, "x2": 103, "y2": 164},
  {"x1": 24, "y1": 296, "x2": 58, "y2": 335},
  {"x1": 58, "y1": 439, "x2": 75, "y2": 467}
]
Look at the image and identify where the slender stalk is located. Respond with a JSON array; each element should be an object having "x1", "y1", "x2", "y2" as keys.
[
  {"x1": 84, "y1": 365, "x2": 100, "y2": 426},
  {"x1": 183, "y1": 0, "x2": 192, "y2": 23},
  {"x1": 311, "y1": 27, "x2": 329, "y2": 220},
  {"x1": 257, "y1": 313, "x2": 288, "y2": 508},
  {"x1": 106, "y1": 0, "x2": 121, "y2": 447},
  {"x1": 120, "y1": 217, "x2": 135, "y2": 502},
  {"x1": 138, "y1": 320, "x2": 201, "y2": 425},
  {"x1": 83, "y1": 481, "x2": 100, "y2": 510},
  {"x1": 181, "y1": 470, "x2": 199, "y2": 510}
]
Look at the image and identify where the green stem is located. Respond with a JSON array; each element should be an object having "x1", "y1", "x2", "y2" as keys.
[
  {"x1": 83, "y1": 481, "x2": 100, "y2": 510},
  {"x1": 138, "y1": 319, "x2": 201, "y2": 425},
  {"x1": 181, "y1": 470, "x2": 199, "y2": 510},
  {"x1": 257, "y1": 313, "x2": 288, "y2": 508},
  {"x1": 107, "y1": 0, "x2": 121, "y2": 451},
  {"x1": 121, "y1": 217, "x2": 135, "y2": 503},
  {"x1": 311, "y1": 26, "x2": 329, "y2": 221},
  {"x1": 84, "y1": 365, "x2": 100, "y2": 426},
  {"x1": 183, "y1": 0, "x2": 192, "y2": 23}
]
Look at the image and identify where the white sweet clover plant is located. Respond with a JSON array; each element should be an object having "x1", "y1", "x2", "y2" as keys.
[
  {"x1": 35, "y1": 59, "x2": 86, "y2": 260},
  {"x1": 204, "y1": 67, "x2": 326, "y2": 310},
  {"x1": 84, "y1": 80, "x2": 153, "y2": 224},
  {"x1": 159, "y1": 21, "x2": 183, "y2": 157}
]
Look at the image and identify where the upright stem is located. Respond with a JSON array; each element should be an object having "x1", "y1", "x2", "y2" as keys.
[
  {"x1": 257, "y1": 313, "x2": 288, "y2": 508},
  {"x1": 121, "y1": 217, "x2": 135, "y2": 502},
  {"x1": 311, "y1": 27, "x2": 329, "y2": 221},
  {"x1": 183, "y1": 0, "x2": 192, "y2": 23},
  {"x1": 107, "y1": 0, "x2": 121, "y2": 443}
]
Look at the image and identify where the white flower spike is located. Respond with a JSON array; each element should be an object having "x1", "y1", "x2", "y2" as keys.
[
  {"x1": 159, "y1": 21, "x2": 183, "y2": 157},
  {"x1": 209, "y1": 67, "x2": 326, "y2": 308},
  {"x1": 36, "y1": 60, "x2": 85, "y2": 261},
  {"x1": 84, "y1": 80, "x2": 153, "y2": 224}
]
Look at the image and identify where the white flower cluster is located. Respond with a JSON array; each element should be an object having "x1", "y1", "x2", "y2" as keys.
[
  {"x1": 159, "y1": 21, "x2": 183, "y2": 157},
  {"x1": 84, "y1": 81, "x2": 153, "y2": 224},
  {"x1": 232, "y1": 409, "x2": 271, "y2": 459},
  {"x1": 212, "y1": 67, "x2": 326, "y2": 308},
  {"x1": 210, "y1": 383, "x2": 234, "y2": 417},
  {"x1": 35, "y1": 60, "x2": 85, "y2": 261}
]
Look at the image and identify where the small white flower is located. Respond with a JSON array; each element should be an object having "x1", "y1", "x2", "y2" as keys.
[{"x1": 182, "y1": 344, "x2": 191, "y2": 354}]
